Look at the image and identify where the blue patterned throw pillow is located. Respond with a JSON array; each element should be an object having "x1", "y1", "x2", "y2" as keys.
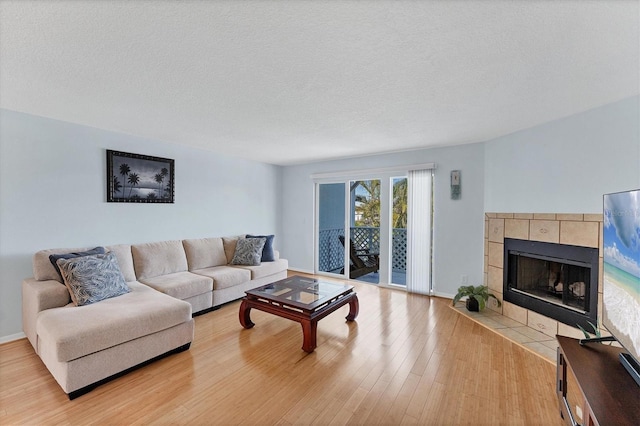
[
  {"x1": 231, "y1": 237, "x2": 266, "y2": 266},
  {"x1": 49, "y1": 246, "x2": 106, "y2": 282},
  {"x1": 56, "y1": 252, "x2": 130, "y2": 306}
]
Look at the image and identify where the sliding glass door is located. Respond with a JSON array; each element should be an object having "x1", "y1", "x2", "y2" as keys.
[
  {"x1": 317, "y1": 183, "x2": 346, "y2": 274},
  {"x1": 391, "y1": 177, "x2": 408, "y2": 286},
  {"x1": 316, "y1": 175, "x2": 411, "y2": 287},
  {"x1": 316, "y1": 180, "x2": 382, "y2": 283},
  {"x1": 314, "y1": 165, "x2": 433, "y2": 293},
  {"x1": 348, "y1": 180, "x2": 381, "y2": 284}
]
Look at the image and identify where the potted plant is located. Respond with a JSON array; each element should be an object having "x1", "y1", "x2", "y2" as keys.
[{"x1": 452, "y1": 285, "x2": 501, "y2": 312}]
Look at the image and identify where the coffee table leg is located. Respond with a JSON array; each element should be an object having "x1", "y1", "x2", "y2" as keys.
[
  {"x1": 301, "y1": 320, "x2": 317, "y2": 353},
  {"x1": 239, "y1": 300, "x2": 255, "y2": 329},
  {"x1": 346, "y1": 295, "x2": 359, "y2": 321}
]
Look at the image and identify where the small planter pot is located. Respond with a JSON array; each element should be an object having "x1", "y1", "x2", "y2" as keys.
[{"x1": 466, "y1": 297, "x2": 479, "y2": 312}]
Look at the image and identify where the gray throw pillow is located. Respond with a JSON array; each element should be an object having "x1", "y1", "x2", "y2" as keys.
[
  {"x1": 246, "y1": 234, "x2": 275, "y2": 262},
  {"x1": 56, "y1": 252, "x2": 130, "y2": 306},
  {"x1": 231, "y1": 237, "x2": 266, "y2": 266}
]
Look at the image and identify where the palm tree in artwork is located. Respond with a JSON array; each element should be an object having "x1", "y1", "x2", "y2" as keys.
[
  {"x1": 147, "y1": 192, "x2": 157, "y2": 200},
  {"x1": 127, "y1": 173, "x2": 140, "y2": 198},
  {"x1": 160, "y1": 167, "x2": 169, "y2": 199},
  {"x1": 154, "y1": 173, "x2": 164, "y2": 198},
  {"x1": 119, "y1": 163, "x2": 130, "y2": 199},
  {"x1": 112, "y1": 176, "x2": 123, "y2": 198}
]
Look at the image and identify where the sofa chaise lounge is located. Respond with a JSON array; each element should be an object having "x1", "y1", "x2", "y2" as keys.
[{"x1": 22, "y1": 235, "x2": 287, "y2": 398}]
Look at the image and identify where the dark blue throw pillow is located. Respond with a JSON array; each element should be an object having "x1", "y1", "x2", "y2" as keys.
[
  {"x1": 49, "y1": 246, "x2": 107, "y2": 280},
  {"x1": 246, "y1": 234, "x2": 275, "y2": 262}
]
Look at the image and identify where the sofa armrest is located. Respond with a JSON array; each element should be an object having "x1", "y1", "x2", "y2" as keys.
[{"x1": 22, "y1": 278, "x2": 70, "y2": 351}]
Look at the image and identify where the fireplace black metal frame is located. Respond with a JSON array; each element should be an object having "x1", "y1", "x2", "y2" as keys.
[{"x1": 503, "y1": 238, "x2": 599, "y2": 330}]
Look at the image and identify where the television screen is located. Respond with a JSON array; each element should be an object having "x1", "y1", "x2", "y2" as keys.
[{"x1": 603, "y1": 189, "x2": 640, "y2": 378}]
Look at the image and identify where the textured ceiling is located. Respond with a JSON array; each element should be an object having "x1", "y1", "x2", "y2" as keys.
[{"x1": 1, "y1": 1, "x2": 638, "y2": 165}]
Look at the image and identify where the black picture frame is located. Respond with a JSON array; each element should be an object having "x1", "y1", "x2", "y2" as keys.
[{"x1": 107, "y1": 150, "x2": 175, "y2": 203}]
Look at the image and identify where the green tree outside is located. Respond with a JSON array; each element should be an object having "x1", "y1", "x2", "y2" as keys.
[{"x1": 352, "y1": 178, "x2": 407, "y2": 229}]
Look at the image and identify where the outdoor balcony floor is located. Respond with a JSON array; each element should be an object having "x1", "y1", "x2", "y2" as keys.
[{"x1": 355, "y1": 271, "x2": 406, "y2": 286}]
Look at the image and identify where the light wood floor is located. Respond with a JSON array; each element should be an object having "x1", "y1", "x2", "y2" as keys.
[{"x1": 0, "y1": 276, "x2": 563, "y2": 425}]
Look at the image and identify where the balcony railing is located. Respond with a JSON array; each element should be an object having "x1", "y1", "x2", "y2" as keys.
[{"x1": 318, "y1": 227, "x2": 407, "y2": 283}]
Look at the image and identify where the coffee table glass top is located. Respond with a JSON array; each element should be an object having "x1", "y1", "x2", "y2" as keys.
[{"x1": 247, "y1": 276, "x2": 353, "y2": 310}]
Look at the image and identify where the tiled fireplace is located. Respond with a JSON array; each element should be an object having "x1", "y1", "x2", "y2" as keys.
[{"x1": 484, "y1": 213, "x2": 604, "y2": 339}]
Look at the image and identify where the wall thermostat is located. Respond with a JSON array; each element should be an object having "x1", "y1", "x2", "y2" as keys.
[{"x1": 451, "y1": 170, "x2": 461, "y2": 200}]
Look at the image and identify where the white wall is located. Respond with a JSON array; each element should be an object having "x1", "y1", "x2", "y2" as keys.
[
  {"x1": 280, "y1": 143, "x2": 487, "y2": 298},
  {"x1": 2, "y1": 96, "x2": 637, "y2": 341},
  {"x1": 0, "y1": 109, "x2": 282, "y2": 339},
  {"x1": 280, "y1": 96, "x2": 640, "y2": 301},
  {"x1": 485, "y1": 96, "x2": 640, "y2": 213}
]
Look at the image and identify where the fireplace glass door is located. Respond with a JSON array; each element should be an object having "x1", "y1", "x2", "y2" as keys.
[
  {"x1": 507, "y1": 253, "x2": 591, "y2": 312},
  {"x1": 503, "y1": 238, "x2": 599, "y2": 329}
]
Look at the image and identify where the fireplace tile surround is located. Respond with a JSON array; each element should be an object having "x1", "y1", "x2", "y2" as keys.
[{"x1": 483, "y1": 213, "x2": 605, "y2": 340}]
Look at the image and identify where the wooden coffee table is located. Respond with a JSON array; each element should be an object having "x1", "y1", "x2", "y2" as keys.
[{"x1": 239, "y1": 275, "x2": 359, "y2": 353}]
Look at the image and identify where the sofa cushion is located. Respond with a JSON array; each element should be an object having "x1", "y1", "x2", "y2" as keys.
[
  {"x1": 106, "y1": 244, "x2": 137, "y2": 282},
  {"x1": 183, "y1": 238, "x2": 227, "y2": 270},
  {"x1": 232, "y1": 259, "x2": 289, "y2": 280},
  {"x1": 57, "y1": 252, "x2": 130, "y2": 306},
  {"x1": 139, "y1": 271, "x2": 213, "y2": 300},
  {"x1": 35, "y1": 248, "x2": 83, "y2": 282},
  {"x1": 231, "y1": 238, "x2": 266, "y2": 266},
  {"x1": 36, "y1": 282, "x2": 192, "y2": 362},
  {"x1": 191, "y1": 266, "x2": 251, "y2": 290},
  {"x1": 49, "y1": 247, "x2": 106, "y2": 281},
  {"x1": 222, "y1": 235, "x2": 245, "y2": 264},
  {"x1": 35, "y1": 247, "x2": 90, "y2": 282},
  {"x1": 132, "y1": 240, "x2": 188, "y2": 280},
  {"x1": 246, "y1": 234, "x2": 275, "y2": 262}
]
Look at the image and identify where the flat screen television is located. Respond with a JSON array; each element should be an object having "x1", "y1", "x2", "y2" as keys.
[{"x1": 602, "y1": 189, "x2": 640, "y2": 386}]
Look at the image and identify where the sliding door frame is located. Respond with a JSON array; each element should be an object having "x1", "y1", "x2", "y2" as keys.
[
  {"x1": 313, "y1": 163, "x2": 435, "y2": 289},
  {"x1": 314, "y1": 181, "x2": 350, "y2": 280}
]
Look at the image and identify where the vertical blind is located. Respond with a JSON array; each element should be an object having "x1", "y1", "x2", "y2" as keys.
[{"x1": 406, "y1": 169, "x2": 433, "y2": 295}]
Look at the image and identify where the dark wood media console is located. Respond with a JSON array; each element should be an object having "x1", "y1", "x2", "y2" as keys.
[{"x1": 556, "y1": 335, "x2": 640, "y2": 426}]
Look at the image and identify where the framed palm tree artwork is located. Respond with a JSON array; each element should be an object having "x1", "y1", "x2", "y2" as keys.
[{"x1": 107, "y1": 150, "x2": 175, "y2": 203}]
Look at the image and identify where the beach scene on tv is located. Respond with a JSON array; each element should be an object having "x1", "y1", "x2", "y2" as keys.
[{"x1": 603, "y1": 189, "x2": 640, "y2": 359}]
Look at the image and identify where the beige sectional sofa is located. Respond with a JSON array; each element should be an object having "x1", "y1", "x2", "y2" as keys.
[{"x1": 22, "y1": 235, "x2": 287, "y2": 399}]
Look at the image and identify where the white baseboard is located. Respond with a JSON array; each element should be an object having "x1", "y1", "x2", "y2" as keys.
[
  {"x1": 0, "y1": 332, "x2": 26, "y2": 344},
  {"x1": 287, "y1": 267, "x2": 315, "y2": 275},
  {"x1": 431, "y1": 291, "x2": 454, "y2": 300}
]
